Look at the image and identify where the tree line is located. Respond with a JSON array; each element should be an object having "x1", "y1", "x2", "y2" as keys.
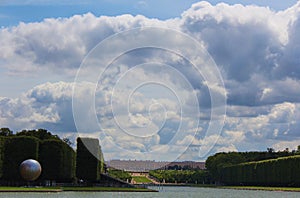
[
  {"x1": 221, "y1": 155, "x2": 300, "y2": 186},
  {"x1": 149, "y1": 169, "x2": 210, "y2": 184},
  {"x1": 206, "y1": 148, "x2": 300, "y2": 186},
  {"x1": 0, "y1": 128, "x2": 104, "y2": 186}
]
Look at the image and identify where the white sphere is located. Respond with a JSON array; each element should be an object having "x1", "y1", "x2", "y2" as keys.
[{"x1": 19, "y1": 159, "x2": 42, "y2": 181}]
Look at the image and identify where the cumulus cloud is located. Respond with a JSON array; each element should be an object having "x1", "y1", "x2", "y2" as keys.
[{"x1": 1, "y1": 1, "x2": 300, "y2": 160}]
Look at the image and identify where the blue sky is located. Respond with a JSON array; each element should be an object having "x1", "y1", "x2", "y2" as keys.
[
  {"x1": 0, "y1": 0, "x2": 298, "y2": 27},
  {"x1": 0, "y1": 1, "x2": 300, "y2": 161}
]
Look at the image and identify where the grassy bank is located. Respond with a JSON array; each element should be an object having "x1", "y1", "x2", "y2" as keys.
[
  {"x1": 0, "y1": 186, "x2": 157, "y2": 192},
  {"x1": 218, "y1": 186, "x2": 300, "y2": 192},
  {"x1": 189, "y1": 184, "x2": 300, "y2": 192},
  {"x1": 62, "y1": 186, "x2": 157, "y2": 192},
  {"x1": 132, "y1": 176, "x2": 152, "y2": 183},
  {"x1": 0, "y1": 186, "x2": 62, "y2": 192}
]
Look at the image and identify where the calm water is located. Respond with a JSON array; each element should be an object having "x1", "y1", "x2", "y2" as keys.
[{"x1": 0, "y1": 187, "x2": 299, "y2": 198}]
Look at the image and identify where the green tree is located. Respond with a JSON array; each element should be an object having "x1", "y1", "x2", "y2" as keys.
[
  {"x1": 206, "y1": 152, "x2": 246, "y2": 183},
  {"x1": 0, "y1": 128, "x2": 13, "y2": 136},
  {"x1": 16, "y1": 129, "x2": 60, "y2": 140}
]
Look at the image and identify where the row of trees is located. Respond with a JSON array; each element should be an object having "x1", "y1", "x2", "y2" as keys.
[
  {"x1": 205, "y1": 149, "x2": 300, "y2": 183},
  {"x1": 0, "y1": 128, "x2": 104, "y2": 185},
  {"x1": 149, "y1": 170, "x2": 210, "y2": 184},
  {"x1": 221, "y1": 155, "x2": 300, "y2": 186}
]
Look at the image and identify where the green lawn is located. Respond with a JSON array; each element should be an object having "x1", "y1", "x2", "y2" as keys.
[
  {"x1": 218, "y1": 186, "x2": 300, "y2": 192},
  {"x1": 0, "y1": 186, "x2": 62, "y2": 192},
  {"x1": 62, "y1": 186, "x2": 156, "y2": 192},
  {"x1": 132, "y1": 176, "x2": 152, "y2": 183},
  {"x1": 0, "y1": 186, "x2": 157, "y2": 192}
]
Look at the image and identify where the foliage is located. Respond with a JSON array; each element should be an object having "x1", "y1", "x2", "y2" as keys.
[
  {"x1": 16, "y1": 129, "x2": 60, "y2": 140},
  {"x1": 107, "y1": 169, "x2": 132, "y2": 182},
  {"x1": 2, "y1": 136, "x2": 39, "y2": 181},
  {"x1": 206, "y1": 152, "x2": 246, "y2": 182},
  {"x1": 205, "y1": 150, "x2": 297, "y2": 182},
  {"x1": 39, "y1": 139, "x2": 75, "y2": 182},
  {"x1": 149, "y1": 170, "x2": 210, "y2": 184},
  {"x1": 76, "y1": 137, "x2": 103, "y2": 182},
  {"x1": 0, "y1": 129, "x2": 76, "y2": 182},
  {"x1": 0, "y1": 128, "x2": 13, "y2": 136},
  {"x1": 0, "y1": 136, "x2": 6, "y2": 178},
  {"x1": 221, "y1": 155, "x2": 300, "y2": 186}
]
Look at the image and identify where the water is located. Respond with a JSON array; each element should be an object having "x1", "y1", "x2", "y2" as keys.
[{"x1": 0, "y1": 187, "x2": 299, "y2": 198}]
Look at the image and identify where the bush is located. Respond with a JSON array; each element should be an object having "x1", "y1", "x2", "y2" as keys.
[
  {"x1": 39, "y1": 139, "x2": 75, "y2": 182},
  {"x1": 2, "y1": 136, "x2": 39, "y2": 181}
]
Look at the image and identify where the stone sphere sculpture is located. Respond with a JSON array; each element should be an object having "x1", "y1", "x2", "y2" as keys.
[{"x1": 19, "y1": 159, "x2": 42, "y2": 181}]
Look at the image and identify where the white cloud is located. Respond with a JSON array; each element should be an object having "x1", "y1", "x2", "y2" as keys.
[{"x1": 1, "y1": 1, "x2": 300, "y2": 160}]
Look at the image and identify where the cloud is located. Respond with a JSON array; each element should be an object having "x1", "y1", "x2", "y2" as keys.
[
  {"x1": 1, "y1": 1, "x2": 300, "y2": 160},
  {"x1": 0, "y1": 13, "x2": 167, "y2": 76}
]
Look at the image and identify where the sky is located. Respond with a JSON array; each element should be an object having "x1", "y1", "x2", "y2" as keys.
[{"x1": 0, "y1": 0, "x2": 300, "y2": 162}]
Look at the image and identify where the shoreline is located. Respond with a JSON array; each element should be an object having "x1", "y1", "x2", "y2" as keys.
[
  {"x1": 0, "y1": 186, "x2": 158, "y2": 193},
  {"x1": 217, "y1": 186, "x2": 300, "y2": 192},
  {"x1": 149, "y1": 183, "x2": 300, "y2": 192}
]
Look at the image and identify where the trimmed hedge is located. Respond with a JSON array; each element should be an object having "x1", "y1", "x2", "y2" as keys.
[
  {"x1": 76, "y1": 137, "x2": 104, "y2": 182},
  {"x1": 2, "y1": 136, "x2": 39, "y2": 181},
  {"x1": 221, "y1": 155, "x2": 300, "y2": 186},
  {"x1": 39, "y1": 139, "x2": 75, "y2": 182},
  {"x1": 0, "y1": 137, "x2": 6, "y2": 178}
]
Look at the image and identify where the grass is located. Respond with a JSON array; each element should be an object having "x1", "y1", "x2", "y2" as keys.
[
  {"x1": 190, "y1": 184, "x2": 300, "y2": 192},
  {"x1": 218, "y1": 186, "x2": 300, "y2": 192},
  {"x1": 0, "y1": 186, "x2": 157, "y2": 192},
  {"x1": 62, "y1": 186, "x2": 156, "y2": 192},
  {"x1": 0, "y1": 186, "x2": 62, "y2": 192},
  {"x1": 132, "y1": 176, "x2": 152, "y2": 183}
]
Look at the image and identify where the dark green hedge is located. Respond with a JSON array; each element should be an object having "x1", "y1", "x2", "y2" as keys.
[
  {"x1": 0, "y1": 137, "x2": 6, "y2": 178},
  {"x1": 76, "y1": 137, "x2": 103, "y2": 182},
  {"x1": 221, "y1": 155, "x2": 300, "y2": 186},
  {"x1": 39, "y1": 139, "x2": 75, "y2": 182},
  {"x1": 2, "y1": 136, "x2": 39, "y2": 181}
]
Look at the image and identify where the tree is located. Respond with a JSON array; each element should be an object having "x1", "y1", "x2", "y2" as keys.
[
  {"x1": 0, "y1": 128, "x2": 13, "y2": 136},
  {"x1": 267, "y1": 147, "x2": 275, "y2": 153},
  {"x1": 206, "y1": 152, "x2": 246, "y2": 183},
  {"x1": 16, "y1": 129, "x2": 60, "y2": 140}
]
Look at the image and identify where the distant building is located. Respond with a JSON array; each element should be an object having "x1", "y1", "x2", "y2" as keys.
[{"x1": 106, "y1": 160, "x2": 205, "y2": 172}]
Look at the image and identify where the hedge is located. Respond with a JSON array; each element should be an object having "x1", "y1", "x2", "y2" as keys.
[
  {"x1": 221, "y1": 155, "x2": 300, "y2": 186},
  {"x1": 39, "y1": 139, "x2": 75, "y2": 182},
  {"x1": 0, "y1": 137, "x2": 6, "y2": 178},
  {"x1": 2, "y1": 136, "x2": 39, "y2": 181},
  {"x1": 76, "y1": 137, "x2": 104, "y2": 182}
]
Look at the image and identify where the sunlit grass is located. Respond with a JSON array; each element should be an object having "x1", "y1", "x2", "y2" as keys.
[{"x1": 132, "y1": 176, "x2": 152, "y2": 183}]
